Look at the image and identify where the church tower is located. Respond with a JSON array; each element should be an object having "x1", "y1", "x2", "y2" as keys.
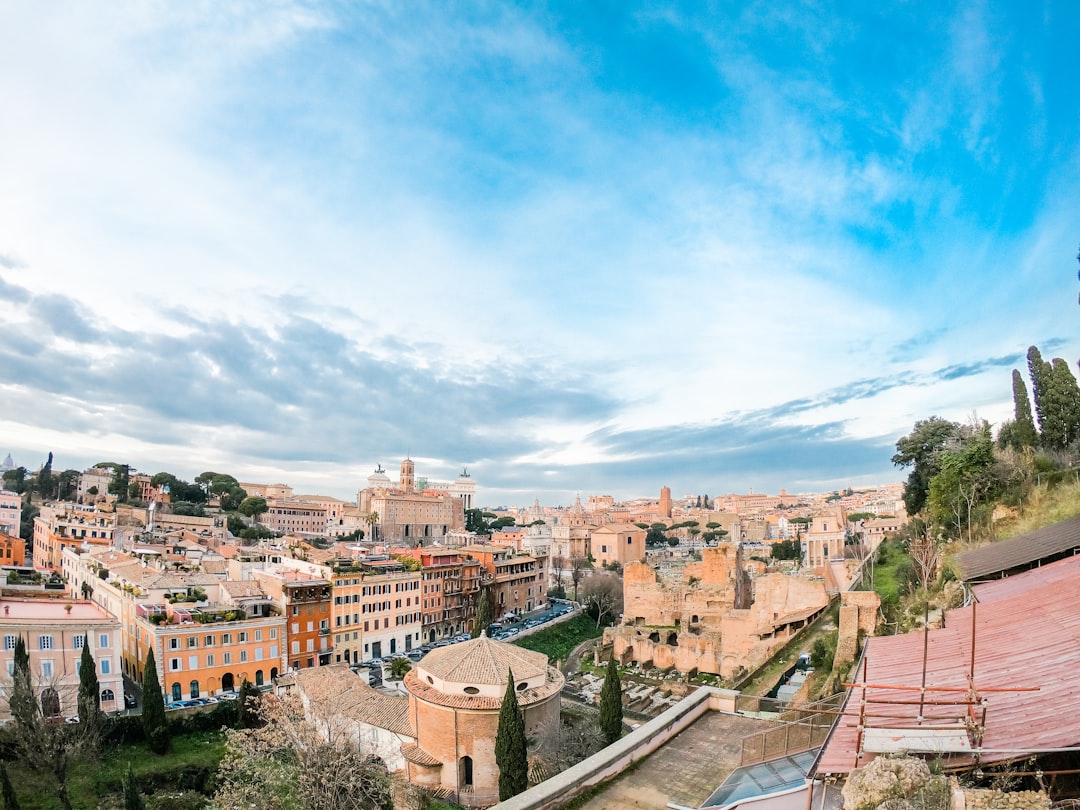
[{"x1": 400, "y1": 457, "x2": 415, "y2": 493}]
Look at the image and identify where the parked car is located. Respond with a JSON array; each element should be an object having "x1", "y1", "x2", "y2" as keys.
[
  {"x1": 216, "y1": 691, "x2": 238, "y2": 701},
  {"x1": 124, "y1": 694, "x2": 138, "y2": 708}
]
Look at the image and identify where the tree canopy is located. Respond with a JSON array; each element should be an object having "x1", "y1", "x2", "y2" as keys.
[{"x1": 892, "y1": 416, "x2": 961, "y2": 516}]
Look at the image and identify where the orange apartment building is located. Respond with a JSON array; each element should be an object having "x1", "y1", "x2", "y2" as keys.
[
  {"x1": 131, "y1": 604, "x2": 287, "y2": 699},
  {"x1": 33, "y1": 504, "x2": 117, "y2": 570},
  {"x1": 0, "y1": 531, "x2": 26, "y2": 567},
  {"x1": 251, "y1": 568, "x2": 332, "y2": 670},
  {"x1": 460, "y1": 544, "x2": 545, "y2": 618},
  {"x1": 393, "y1": 547, "x2": 481, "y2": 643},
  {"x1": 62, "y1": 546, "x2": 287, "y2": 699}
]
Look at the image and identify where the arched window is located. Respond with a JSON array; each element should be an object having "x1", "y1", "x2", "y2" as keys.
[
  {"x1": 222, "y1": 672, "x2": 235, "y2": 691},
  {"x1": 171, "y1": 683, "x2": 182, "y2": 701},
  {"x1": 255, "y1": 670, "x2": 264, "y2": 686},
  {"x1": 459, "y1": 756, "x2": 473, "y2": 787},
  {"x1": 190, "y1": 680, "x2": 200, "y2": 699},
  {"x1": 101, "y1": 688, "x2": 115, "y2": 703}
]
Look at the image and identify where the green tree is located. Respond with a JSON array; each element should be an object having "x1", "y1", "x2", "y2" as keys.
[
  {"x1": 892, "y1": 416, "x2": 961, "y2": 515},
  {"x1": 598, "y1": 657, "x2": 624, "y2": 745},
  {"x1": 771, "y1": 539, "x2": 802, "y2": 560},
  {"x1": 56, "y1": 469, "x2": 80, "y2": 501},
  {"x1": 37, "y1": 452, "x2": 55, "y2": 500},
  {"x1": 2, "y1": 466, "x2": 28, "y2": 494},
  {"x1": 495, "y1": 669, "x2": 528, "y2": 801},
  {"x1": 645, "y1": 527, "x2": 667, "y2": 547},
  {"x1": 387, "y1": 658, "x2": 412, "y2": 681},
  {"x1": 472, "y1": 586, "x2": 493, "y2": 638},
  {"x1": 1027, "y1": 345, "x2": 1052, "y2": 437},
  {"x1": 123, "y1": 762, "x2": 146, "y2": 810},
  {"x1": 105, "y1": 463, "x2": 132, "y2": 502},
  {"x1": 1039, "y1": 358, "x2": 1080, "y2": 450},
  {"x1": 141, "y1": 649, "x2": 169, "y2": 754},
  {"x1": 1007, "y1": 368, "x2": 1039, "y2": 449},
  {"x1": 238, "y1": 496, "x2": 269, "y2": 520},
  {"x1": 77, "y1": 641, "x2": 100, "y2": 727},
  {"x1": 7, "y1": 636, "x2": 89, "y2": 810},
  {"x1": 927, "y1": 420, "x2": 998, "y2": 541},
  {"x1": 0, "y1": 762, "x2": 21, "y2": 810},
  {"x1": 9, "y1": 637, "x2": 34, "y2": 729}
]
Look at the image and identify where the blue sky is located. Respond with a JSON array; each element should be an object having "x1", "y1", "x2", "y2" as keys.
[{"x1": 1, "y1": 1, "x2": 1078, "y2": 507}]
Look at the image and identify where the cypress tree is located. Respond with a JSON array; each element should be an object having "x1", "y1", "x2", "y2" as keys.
[
  {"x1": 123, "y1": 762, "x2": 146, "y2": 810},
  {"x1": 0, "y1": 762, "x2": 21, "y2": 810},
  {"x1": 1027, "y1": 345, "x2": 1052, "y2": 437},
  {"x1": 141, "y1": 649, "x2": 169, "y2": 754},
  {"x1": 1043, "y1": 358, "x2": 1080, "y2": 449},
  {"x1": 472, "y1": 586, "x2": 492, "y2": 638},
  {"x1": 10, "y1": 637, "x2": 35, "y2": 731},
  {"x1": 495, "y1": 669, "x2": 528, "y2": 800},
  {"x1": 598, "y1": 656, "x2": 624, "y2": 745},
  {"x1": 1009, "y1": 369, "x2": 1039, "y2": 449},
  {"x1": 77, "y1": 639, "x2": 100, "y2": 726}
]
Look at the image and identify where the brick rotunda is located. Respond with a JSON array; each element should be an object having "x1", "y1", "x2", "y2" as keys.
[{"x1": 402, "y1": 633, "x2": 564, "y2": 807}]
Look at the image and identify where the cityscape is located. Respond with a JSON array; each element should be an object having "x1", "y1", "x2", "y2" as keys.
[{"x1": 4, "y1": 2, "x2": 1080, "y2": 809}]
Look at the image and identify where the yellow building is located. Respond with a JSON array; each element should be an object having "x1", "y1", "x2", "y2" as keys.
[{"x1": 591, "y1": 523, "x2": 646, "y2": 568}]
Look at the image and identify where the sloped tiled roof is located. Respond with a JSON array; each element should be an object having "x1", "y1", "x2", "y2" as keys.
[
  {"x1": 814, "y1": 553, "x2": 1080, "y2": 775},
  {"x1": 419, "y1": 635, "x2": 547, "y2": 686},
  {"x1": 954, "y1": 515, "x2": 1080, "y2": 581},
  {"x1": 220, "y1": 581, "x2": 266, "y2": 598},
  {"x1": 294, "y1": 665, "x2": 412, "y2": 736}
]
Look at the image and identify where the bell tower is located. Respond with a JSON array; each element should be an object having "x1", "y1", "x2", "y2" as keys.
[{"x1": 400, "y1": 457, "x2": 415, "y2": 493}]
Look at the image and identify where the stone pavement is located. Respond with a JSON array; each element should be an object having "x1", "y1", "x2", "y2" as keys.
[{"x1": 571, "y1": 710, "x2": 779, "y2": 810}]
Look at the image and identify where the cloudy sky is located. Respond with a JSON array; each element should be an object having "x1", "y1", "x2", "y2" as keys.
[{"x1": 2, "y1": 2, "x2": 1079, "y2": 507}]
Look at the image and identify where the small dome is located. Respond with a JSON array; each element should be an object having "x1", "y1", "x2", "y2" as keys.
[{"x1": 419, "y1": 635, "x2": 547, "y2": 688}]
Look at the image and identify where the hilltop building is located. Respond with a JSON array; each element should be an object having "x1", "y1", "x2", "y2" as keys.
[{"x1": 356, "y1": 459, "x2": 473, "y2": 544}]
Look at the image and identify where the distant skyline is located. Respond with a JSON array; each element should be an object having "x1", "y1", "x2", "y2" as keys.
[{"x1": 2, "y1": 2, "x2": 1079, "y2": 506}]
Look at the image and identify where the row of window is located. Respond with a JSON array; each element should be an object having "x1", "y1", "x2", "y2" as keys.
[
  {"x1": 166, "y1": 628, "x2": 277, "y2": 650},
  {"x1": 5, "y1": 634, "x2": 110, "y2": 651},
  {"x1": 6, "y1": 657, "x2": 112, "y2": 678},
  {"x1": 169, "y1": 646, "x2": 278, "y2": 671}
]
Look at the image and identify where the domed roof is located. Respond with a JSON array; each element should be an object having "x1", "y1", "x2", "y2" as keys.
[
  {"x1": 406, "y1": 635, "x2": 564, "y2": 709},
  {"x1": 419, "y1": 634, "x2": 547, "y2": 686}
]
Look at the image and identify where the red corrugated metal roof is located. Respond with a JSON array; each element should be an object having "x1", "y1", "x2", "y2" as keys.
[{"x1": 814, "y1": 553, "x2": 1080, "y2": 775}]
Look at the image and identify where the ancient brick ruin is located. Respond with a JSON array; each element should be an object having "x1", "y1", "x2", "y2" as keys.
[{"x1": 605, "y1": 544, "x2": 831, "y2": 679}]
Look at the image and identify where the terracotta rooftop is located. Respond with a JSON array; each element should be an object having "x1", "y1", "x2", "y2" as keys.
[
  {"x1": 418, "y1": 634, "x2": 548, "y2": 686},
  {"x1": 293, "y1": 664, "x2": 413, "y2": 736},
  {"x1": 814, "y1": 552, "x2": 1080, "y2": 775},
  {"x1": 954, "y1": 515, "x2": 1080, "y2": 581}
]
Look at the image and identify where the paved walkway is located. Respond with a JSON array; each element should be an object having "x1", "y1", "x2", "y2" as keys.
[{"x1": 571, "y1": 710, "x2": 779, "y2": 810}]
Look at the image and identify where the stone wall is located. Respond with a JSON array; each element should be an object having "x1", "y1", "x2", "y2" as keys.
[
  {"x1": 612, "y1": 545, "x2": 830, "y2": 678},
  {"x1": 835, "y1": 590, "x2": 880, "y2": 667}
]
